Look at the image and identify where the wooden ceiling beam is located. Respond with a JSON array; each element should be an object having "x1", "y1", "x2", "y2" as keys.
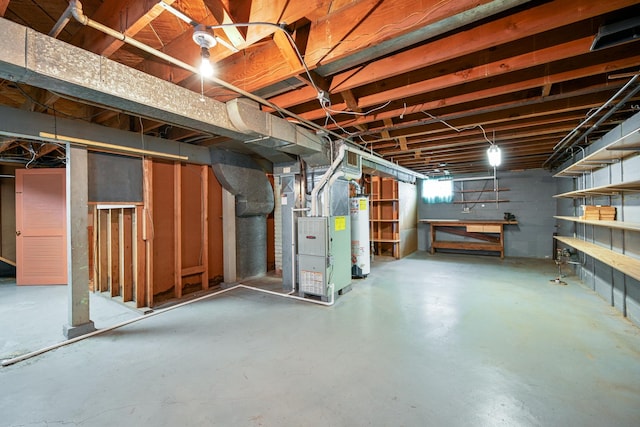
[
  {"x1": 264, "y1": 32, "x2": 597, "y2": 113},
  {"x1": 0, "y1": 139, "x2": 15, "y2": 153},
  {"x1": 375, "y1": 133, "x2": 570, "y2": 158},
  {"x1": 322, "y1": 60, "x2": 640, "y2": 131},
  {"x1": 366, "y1": 116, "x2": 578, "y2": 149},
  {"x1": 369, "y1": 111, "x2": 592, "y2": 144},
  {"x1": 203, "y1": 0, "x2": 246, "y2": 47},
  {"x1": 242, "y1": 0, "x2": 324, "y2": 45},
  {"x1": 0, "y1": 1, "x2": 9, "y2": 17},
  {"x1": 35, "y1": 143, "x2": 61, "y2": 159},
  {"x1": 273, "y1": 28, "x2": 304, "y2": 71},
  {"x1": 356, "y1": 36, "x2": 596, "y2": 109},
  {"x1": 304, "y1": 0, "x2": 495, "y2": 67},
  {"x1": 329, "y1": 0, "x2": 640, "y2": 93},
  {"x1": 81, "y1": 0, "x2": 177, "y2": 57},
  {"x1": 305, "y1": 52, "x2": 640, "y2": 124},
  {"x1": 390, "y1": 136, "x2": 562, "y2": 159},
  {"x1": 209, "y1": 0, "x2": 494, "y2": 99},
  {"x1": 350, "y1": 91, "x2": 627, "y2": 142}
]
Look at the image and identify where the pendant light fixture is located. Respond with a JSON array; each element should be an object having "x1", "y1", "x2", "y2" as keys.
[
  {"x1": 487, "y1": 144, "x2": 501, "y2": 167},
  {"x1": 192, "y1": 25, "x2": 217, "y2": 77}
]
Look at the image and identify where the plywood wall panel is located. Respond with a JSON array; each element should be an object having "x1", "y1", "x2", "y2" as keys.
[
  {"x1": 151, "y1": 160, "x2": 176, "y2": 298},
  {"x1": 181, "y1": 164, "x2": 203, "y2": 269}
]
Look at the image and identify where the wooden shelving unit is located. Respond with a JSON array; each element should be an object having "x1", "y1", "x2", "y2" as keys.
[
  {"x1": 553, "y1": 236, "x2": 640, "y2": 282},
  {"x1": 554, "y1": 216, "x2": 640, "y2": 232},
  {"x1": 553, "y1": 120, "x2": 640, "y2": 289},
  {"x1": 368, "y1": 176, "x2": 400, "y2": 258},
  {"x1": 554, "y1": 128, "x2": 640, "y2": 178},
  {"x1": 454, "y1": 181, "x2": 509, "y2": 206},
  {"x1": 553, "y1": 179, "x2": 640, "y2": 198}
]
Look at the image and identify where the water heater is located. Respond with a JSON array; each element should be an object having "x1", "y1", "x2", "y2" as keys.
[{"x1": 350, "y1": 196, "x2": 370, "y2": 278}]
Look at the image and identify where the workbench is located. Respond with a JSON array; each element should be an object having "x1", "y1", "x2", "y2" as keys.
[{"x1": 420, "y1": 219, "x2": 518, "y2": 259}]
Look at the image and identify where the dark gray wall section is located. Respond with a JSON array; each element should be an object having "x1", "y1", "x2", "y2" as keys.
[
  {"x1": 88, "y1": 152, "x2": 142, "y2": 203},
  {"x1": 417, "y1": 169, "x2": 558, "y2": 258}
]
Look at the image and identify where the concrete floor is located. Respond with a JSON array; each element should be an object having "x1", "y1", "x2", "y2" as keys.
[
  {"x1": 1, "y1": 253, "x2": 640, "y2": 426},
  {"x1": 0, "y1": 278, "x2": 140, "y2": 360}
]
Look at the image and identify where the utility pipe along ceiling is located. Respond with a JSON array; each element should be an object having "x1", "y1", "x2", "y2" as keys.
[{"x1": 0, "y1": 0, "x2": 639, "y2": 175}]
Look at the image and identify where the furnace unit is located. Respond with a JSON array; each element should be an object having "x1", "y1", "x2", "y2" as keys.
[{"x1": 297, "y1": 216, "x2": 351, "y2": 301}]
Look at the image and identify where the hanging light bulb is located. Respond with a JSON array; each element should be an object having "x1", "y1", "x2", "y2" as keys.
[
  {"x1": 199, "y1": 47, "x2": 214, "y2": 77},
  {"x1": 487, "y1": 144, "x2": 501, "y2": 167}
]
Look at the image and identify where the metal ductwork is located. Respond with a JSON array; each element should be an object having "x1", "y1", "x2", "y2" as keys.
[
  {"x1": 0, "y1": 17, "x2": 324, "y2": 163},
  {"x1": 227, "y1": 98, "x2": 325, "y2": 157}
]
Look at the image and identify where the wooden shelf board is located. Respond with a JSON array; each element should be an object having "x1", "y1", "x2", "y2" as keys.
[
  {"x1": 454, "y1": 188, "x2": 509, "y2": 193},
  {"x1": 432, "y1": 241, "x2": 501, "y2": 251},
  {"x1": 452, "y1": 199, "x2": 510, "y2": 204},
  {"x1": 554, "y1": 216, "x2": 640, "y2": 232},
  {"x1": 554, "y1": 236, "x2": 640, "y2": 282},
  {"x1": 371, "y1": 198, "x2": 399, "y2": 202},
  {"x1": 553, "y1": 179, "x2": 640, "y2": 198},
  {"x1": 554, "y1": 129, "x2": 640, "y2": 178},
  {"x1": 370, "y1": 219, "x2": 399, "y2": 223},
  {"x1": 372, "y1": 238, "x2": 401, "y2": 243}
]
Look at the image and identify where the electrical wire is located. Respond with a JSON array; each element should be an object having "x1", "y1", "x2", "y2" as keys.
[
  {"x1": 322, "y1": 100, "x2": 392, "y2": 117},
  {"x1": 420, "y1": 111, "x2": 494, "y2": 145}
]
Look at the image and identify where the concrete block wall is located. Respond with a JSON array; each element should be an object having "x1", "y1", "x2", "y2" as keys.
[{"x1": 417, "y1": 168, "x2": 557, "y2": 259}]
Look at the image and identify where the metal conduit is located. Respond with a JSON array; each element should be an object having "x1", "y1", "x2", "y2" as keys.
[{"x1": 544, "y1": 74, "x2": 640, "y2": 168}]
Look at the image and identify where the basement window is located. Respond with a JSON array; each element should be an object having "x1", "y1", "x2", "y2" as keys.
[{"x1": 422, "y1": 178, "x2": 453, "y2": 203}]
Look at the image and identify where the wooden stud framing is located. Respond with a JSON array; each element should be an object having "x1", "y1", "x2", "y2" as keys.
[
  {"x1": 109, "y1": 209, "x2": 119, "y2": 297},
  {"x1": 134, "y1": 206, "x2": 146, "y2": 307},
  {"x1": 143, "y1": 158, "x2": 154, "y2": 307},
  {"x1": 97, "y1": 209, "x2": 108, "y2": 292},
  {"x1": 121, "y1": 209, "x2": 133, "y2": 302}
]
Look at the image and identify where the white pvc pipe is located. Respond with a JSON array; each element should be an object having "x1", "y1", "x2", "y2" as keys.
[
  {"x1": 1, "y1": 283, "x2": 334, "y2": 367},
  {"x1": 311, "y1": 144, "x2": 345, "y2": 216},
  {"x1": 344, "y1": 145, "x2": 426, "y2": 180}
]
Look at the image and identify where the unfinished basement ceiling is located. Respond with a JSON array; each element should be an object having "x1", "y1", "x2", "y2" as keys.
[{"x1": 1, "y1": 0, "x2": 639, "y2": 174}]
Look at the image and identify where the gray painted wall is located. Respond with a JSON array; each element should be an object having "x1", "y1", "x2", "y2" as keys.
[{"x1": 417, "y1": 168, "x2": 558, "y2": 259}]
